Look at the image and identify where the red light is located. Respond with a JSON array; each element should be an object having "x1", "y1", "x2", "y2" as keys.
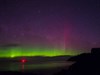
[{"x1": 20, "y1": 59, "x2": 27, "y2": 63}]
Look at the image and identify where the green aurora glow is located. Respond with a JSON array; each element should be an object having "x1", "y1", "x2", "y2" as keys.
[{"x1": 0, "y1": 46, "x2": 80, "y2": 58}]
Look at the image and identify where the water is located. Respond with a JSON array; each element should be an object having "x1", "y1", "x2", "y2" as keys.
[{"x1": 0, "y1": 61, "x2": 73, "y2": 75}]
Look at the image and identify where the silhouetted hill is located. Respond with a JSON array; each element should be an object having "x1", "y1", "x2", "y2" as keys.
[
  {"x1": 67, "y1": 53, "x2": 90, "y2": 61},
  {"x1": 0, "y1": 55, "x2": 72, "y2": 64},
  {"x1": 55, "y1": 48, "x2": 100, "y2": 75}
]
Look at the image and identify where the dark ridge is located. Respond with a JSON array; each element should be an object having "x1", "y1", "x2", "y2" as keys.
[
  {"x1": 55, "y1": 48, "x2": 100, "y2": 75},
  {"x1": 0, "y1": 55, "x2": 72, "y2": 63}
]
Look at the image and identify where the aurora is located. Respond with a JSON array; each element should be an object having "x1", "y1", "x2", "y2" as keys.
[{"x1": 0, "y1": 46, "x2": 80, "y2": 58}]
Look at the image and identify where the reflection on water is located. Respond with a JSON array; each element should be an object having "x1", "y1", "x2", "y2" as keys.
[{"x1": 0, "y1": 61, "x2": 73, "y2": 72}]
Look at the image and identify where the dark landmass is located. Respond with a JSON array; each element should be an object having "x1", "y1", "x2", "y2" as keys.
[
  {"x1": 0, "y1": 55, "x2": 72, "y2": 63},
  {"x1": 55, "y1": 48, "x2": 100, "y2": 75}
]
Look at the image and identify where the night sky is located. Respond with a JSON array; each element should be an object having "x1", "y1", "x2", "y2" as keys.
[{"x1": 0, "y1": 0, "x2": 100, "y2": 52}]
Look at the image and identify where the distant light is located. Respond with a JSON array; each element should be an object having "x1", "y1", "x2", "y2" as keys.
[{"x1": 20, "y1": 59, "x2": 27, "y2": 63}]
